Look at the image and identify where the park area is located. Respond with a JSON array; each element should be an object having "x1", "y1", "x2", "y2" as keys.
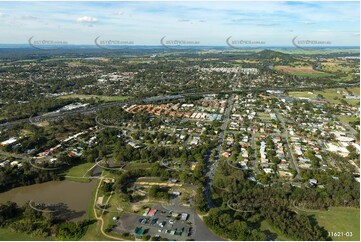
[
  {"x1": 296, "y1": 207, "x2": 360, "y2": 241},
  {"x1": 299, "y1": 207, "x2": 360, "y2": 241},
  {"x1": 262, "y1": 207, "x2": 360, "y2": 241},
  {"x1": 274, "y1": 65, "x2": 333, "y2": 78},
  {"x1": 288, "y1": 87, "x2": 360, "y2": 106},
  {"x1": 0, "y1": 228, "x2": 48, "y2": 241}
]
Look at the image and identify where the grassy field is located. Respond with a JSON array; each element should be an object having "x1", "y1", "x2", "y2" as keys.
[
  {"x1": 80, "y1": 176, "x2": 126, "y2": 241},
  {"x1": 297, "y1": 207, "x2": 360, "y2": 241},
  {"x1": 320, "y1": 61, "x2": 355, "y2": 74},
  {"x1": 288, "y1": 91, "x2": 316, "y2": 98},
  {"x1": 79, "y1": 177, "x2": 118, "y2": 241},
  {"x1": 345, "y1": 100, "x2": 360, "y2": 106},
  {"x1": 59, "y1": 94, "x2": 131, "y2": 102},
  {"x1": 313, "y1": 88, "x2": 359, "y2": 106},
  {"x1": 288, "y1": 87, "x2": 360, "y2": 106},
  {"x1": 261, "y1": 207, "x2": 360, "y2": 241},
  {"x1": 277, "y1": 48, "x2": 360, "y2": 55},
  {"x1": 0, "y1": 228, "x2": 48, "y2": 241},
  {"x1": 294, "y1": 72, "x2": 333, "y2": 78},
  {"x1": 63, "y1": 162, "x2": 95, "y2": 182},
  {"x1": 275, "y1": 65, "x2": 333, "y2": 77},
  {"x1": 136, "y1": 177, "x2": 164, "y2": 183},
  {"x1": 260, "y1": 220, "x2": 294, "y2": 241},
  {"x1": 338, "y1": 116, "x2": 359, "y2": 124},
  {"x1": 258, "y1": 112, "x2": 273, "y2": 120},
  {"x1": 124, "y1": 162, "x2": 153, "y2": 170}
]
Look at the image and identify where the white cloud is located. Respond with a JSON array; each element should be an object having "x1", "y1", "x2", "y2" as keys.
[
  {"x1": 301, "y1": 21, "x2": 316, "y2": 25},
  {"x1": 114, "y1": 11, "x2": 124, "y2": 16},
  {"x1": 177, "y1": 19, "x2": 190, "y2": 22},
  {"x1": 77, "y1": 16, "x2": 97, "y2": 23},
  {"x1": 21, "y1": 15, "x2": 38, "y2": 20},
  {"x1": 0, "y1": 12, "x2": 8, "y2": 17}
]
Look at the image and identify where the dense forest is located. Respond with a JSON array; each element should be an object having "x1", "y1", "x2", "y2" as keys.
[
  {"x1": 203, "y1": 157, "x2": 359, "y2": 241},
  {"x1": 0, "y1": 201, "x2": 92, "y2": 240}
]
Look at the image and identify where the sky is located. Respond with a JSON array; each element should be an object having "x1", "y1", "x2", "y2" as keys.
[{"x1": 0, "y1": 1, "x2": 359, "y2": 46}]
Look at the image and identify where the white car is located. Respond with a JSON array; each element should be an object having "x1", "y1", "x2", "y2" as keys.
[{"x1": 169, "y1": 219, "x2": 174, "y2": 224}]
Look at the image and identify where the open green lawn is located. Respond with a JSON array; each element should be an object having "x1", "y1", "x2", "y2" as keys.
[
  {"x1": 63, "y1": 162, "x2": 95, "y2": 182},
  {"x1": 0, "y1": 228, "x2": 48, "y2": 241},
  {"x1": 260, "y1": 220, "x2": 294, "y2": 241},
  {"x1": 294, "y1": 72, "x2": 334, "y2": 78},
  {"x1": 346, "y1": 100, "x2": 360, "y2": 106},
  {"x1": 274, "y1": 65, "x2": 334, "y2": 78},
  {"x1": 338, "y1": 116, "x2": 359, "y2": 124},
  {"x1": 288, "y1": 87, "x2": 360, "y2": 106},
  {"x1": 298, "y1": 207, "x2": 360, "y2": 241},
  {"x1": 124, "y1": 162, "x2": 153, "y2": 170},
  {"x1": 65, "y1": 162, "x2": 94, "y2": 177},
  {"x1": 288, "y1": 91, "x2": 316, "y2": 98},
  {"x1": 261, "y1": 207, "x2": 360, "y2": 241},
  {"x1": 346, "y1": 87, "x2": 360, "y2": 96},
  {"x1": 80, "y1": 178, "x2": 115, "y2": 241},
  {"x1": 80, "y1": 221, "x2": 116, "y2": 241},
  {"x1": 258, "y1": 112, "x2": 273, "y2": 120},
  {"x1": 136, "y1": 177, "x2": 163, "y2": 183},
  {"x1": 80, "y1": 177, "x2": 122, "y2": 241},
  {"x1": 277, "y1": 49, "x2": 360, "y2": 55},
  {"x1": 313, "y1": 88, "x2": 347, "y2": 99},
  {"x1": 59, "y1": 94, "x2": 131, "y2": 102}
]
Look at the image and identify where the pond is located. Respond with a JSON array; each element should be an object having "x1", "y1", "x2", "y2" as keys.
[{"x1": 0, "y1": 179, "x2": 97, "y2": 221}]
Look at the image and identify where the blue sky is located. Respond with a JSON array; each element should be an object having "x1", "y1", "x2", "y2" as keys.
[{"x1": 0, "y1": 1, "x2": 359, "y2": 46}]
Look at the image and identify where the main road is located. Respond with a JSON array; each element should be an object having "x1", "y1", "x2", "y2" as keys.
[
  {"x1": 0, "y1": 82, "x2": 358, "y2": 129},
  {"x1": 0, "y1": 94, "x2": 185, "y2": 128},
  {"x1": 274, "y1": 109, "x2": 301, "y2": 180},
  {"x1": 204, "y1": 94, "x2": 234, "y2": 208}
]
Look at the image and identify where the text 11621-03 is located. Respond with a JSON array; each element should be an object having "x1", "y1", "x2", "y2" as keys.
[{"x1": 328, "y1": 232, "x2": 353, "y2": 237}]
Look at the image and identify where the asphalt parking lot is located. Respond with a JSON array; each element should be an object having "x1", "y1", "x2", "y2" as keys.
[
  {"x1": 114, "y1": 208, "x2": 193, "y2": 240},
  {"x1": 113, "y1": 201, "x2": 223, "y2": 241}
]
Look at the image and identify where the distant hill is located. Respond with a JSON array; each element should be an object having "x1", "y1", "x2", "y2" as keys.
[{"x1": 251, "y1": 49, "x2": 296, "y2": 60}]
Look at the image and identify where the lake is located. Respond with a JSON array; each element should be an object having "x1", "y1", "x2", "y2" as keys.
[{"x1": 0, "y1": 179, "x2": 97, "y2": 221}]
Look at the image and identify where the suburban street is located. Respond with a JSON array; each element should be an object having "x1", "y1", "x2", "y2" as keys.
[
  {"x1": 274, "y1": 109, "x2": 301, "y2": 179},
  {"x1": 204, "y1": 94, "x2": 234, "y2": 208}
]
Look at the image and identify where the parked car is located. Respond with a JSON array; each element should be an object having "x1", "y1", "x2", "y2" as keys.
[{"x1": 150, "y1": 218, "x2": 158, "y2": 225}]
